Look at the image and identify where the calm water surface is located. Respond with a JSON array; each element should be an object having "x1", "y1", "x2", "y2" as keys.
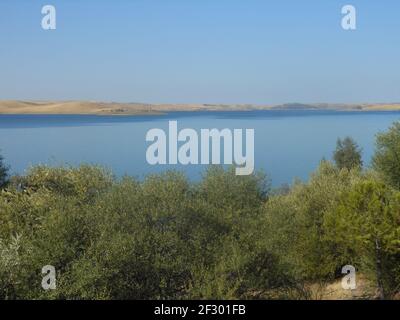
[{"x1": 1, "y1": 110, "x2": 399, "y2": 186}]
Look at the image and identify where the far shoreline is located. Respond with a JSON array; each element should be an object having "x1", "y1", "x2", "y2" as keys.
[{"x1": 1, "y1": 100, "x2": 400, "y2": 116}]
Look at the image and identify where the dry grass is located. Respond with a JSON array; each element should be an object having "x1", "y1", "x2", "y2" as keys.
[{"x1": 309, "y1": 275, "x2": 377, "y2": 300}]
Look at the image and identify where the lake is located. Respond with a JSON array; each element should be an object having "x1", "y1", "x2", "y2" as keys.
[{"x1": 1, "y1": 110, "x2": 399, "y2": 186}]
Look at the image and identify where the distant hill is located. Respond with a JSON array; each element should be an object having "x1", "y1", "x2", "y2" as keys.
[
  {"x1": 0, "y1": 100, "x2": 399, "y2": 115},
  {"x1": 272, "y1": 103, "x2": 320, "y2": 110},
  {"x1": 273, "y1": 102, "x2": 400, "y2": 111}
]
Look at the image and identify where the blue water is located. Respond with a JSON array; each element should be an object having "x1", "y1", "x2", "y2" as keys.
[{"x1": 1, "y1": 110, "x2": 399, "y2": 186}]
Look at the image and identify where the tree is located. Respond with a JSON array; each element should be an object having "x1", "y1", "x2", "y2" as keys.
[
  {"x1": 0, "y1": 152, "x2": 9, "y2": 188},
  {"x1": 373, "y1": 121, "x2": 400, "y2": 189},
  {"x1": 324, "y1": 180, "x2": 400, "y2": 299},
  {"x1": 333, "y1": 137, "x2": 363, "y2": 170},
  {"x1": 267, "y1": 160, "x2": 362, "y2": 281}
]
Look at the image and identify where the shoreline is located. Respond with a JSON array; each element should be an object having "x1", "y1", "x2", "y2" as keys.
[{"x1": 0, "y1": 100, "x2": 400, "y2": 116}]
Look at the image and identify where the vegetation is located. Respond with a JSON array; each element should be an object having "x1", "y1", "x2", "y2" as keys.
[
  {"x1": 1, "y1": 123, "x2": 400, "y2": 300},
  {"x1": 0, "y1": 152, "x2": 9, "y2": 189},
  {"x1": 333, "y1": 137, "x2": 363, "y2": 170},
  {"x1": 373, "y1": 122, "x2": 400, "y2": 189},
  {"x1": 324, "y1": 179, "x2": 400, "y2": 299}
]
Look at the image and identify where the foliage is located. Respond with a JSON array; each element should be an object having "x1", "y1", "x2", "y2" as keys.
[
  {"x1": 0, "y1": 152, "x2": 9, "y2": 189},
  {"x1": 1, "y1": 126, "x2": 400, "y2": 300},
  {"x1": 373, "y1": 121, "x2": 400, "y2": 189},
  {"x1": 263, "y1": 161, "x2": 363, "y2": 282},
  {"x1": 0, "y1": 235, "x2": 21, "y2": 299},
  {"x1": 324, "y1": 179, "x2": 400, "y2": 298},
  {"x1": 333, "y1": 137, "x2": 363, "y2": 170}
]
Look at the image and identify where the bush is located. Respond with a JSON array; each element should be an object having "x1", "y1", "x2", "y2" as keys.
[
  {"x1": 263, "y1": 161, "x2": 363, "y2": 281},
  {"x1": 373, "y1": 121, "x2": 400, "y2": 189},
  {"x1": 1, "y1": 156, "x2": 400, "y2": 299},
  {"x1": 0, "y1": 152, "x2": 9, "y2": 189},
  {"x1": 324, "y1": 179, "x2": 400, "y2": 299}
]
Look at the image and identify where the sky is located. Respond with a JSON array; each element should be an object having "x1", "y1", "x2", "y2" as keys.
[{"x1": 0, "y1": 0, "x2": 399, "y2": 104}]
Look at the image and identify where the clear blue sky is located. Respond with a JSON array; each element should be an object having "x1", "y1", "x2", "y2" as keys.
[{"x1": 0, "y1": 0, "x2": 399, "y2": 104}]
